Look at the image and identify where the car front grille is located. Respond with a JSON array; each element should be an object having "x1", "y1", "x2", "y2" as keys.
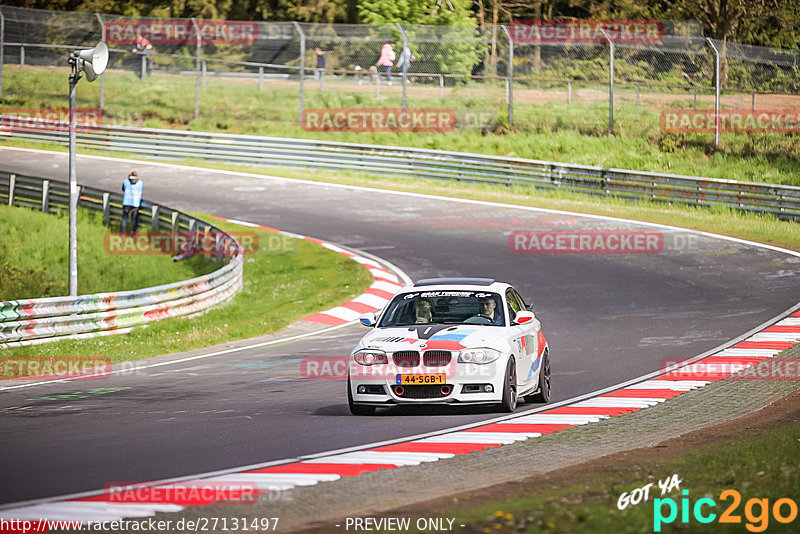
[
  {"x1": 397, "y1": 385, "x2": 451, "y2": 399},
  {"x1": 393, "y1": 351, "x2": 420, "y2": 367},
  {"x1": 423, "y1": 350, "x2": 452, "y2": 367}
]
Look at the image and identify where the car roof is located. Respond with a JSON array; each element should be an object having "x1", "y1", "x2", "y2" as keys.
[{"x1": 401, "y1": 277, "x2": 512, "y2": 294}]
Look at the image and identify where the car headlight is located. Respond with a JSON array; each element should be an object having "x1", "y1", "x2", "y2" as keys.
[
  {"x1": 458, "y1": 348, "x2": 501, "y2": 364},
  {"x1": 353, "y1": 349, "x2": 388, "y2": 366}
]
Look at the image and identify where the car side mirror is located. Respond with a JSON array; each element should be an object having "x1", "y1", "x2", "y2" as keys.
[
  {"x1": 359, "y1": 312, "x2": 377, "y2": 327},
  {"x1": 513, "y1": 310, "x2": 535, "y2": 325}
]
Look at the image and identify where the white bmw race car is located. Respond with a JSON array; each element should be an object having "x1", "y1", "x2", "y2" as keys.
[{"x1": 347, "y1": 277, "x2": 550, "y2": 415}]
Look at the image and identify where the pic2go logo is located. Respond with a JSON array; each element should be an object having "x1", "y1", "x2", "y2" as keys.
[{"x1": 654, "y1": 490, "x2": 799, "y2": 532}]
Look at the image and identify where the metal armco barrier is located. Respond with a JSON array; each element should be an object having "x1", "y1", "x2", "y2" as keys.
[
  {"x1": 2, "y1": 118, "x2": 800, "y2": 220},
  {"x1": 0, "y1": 170, "x2": 244, "y2": 347}
]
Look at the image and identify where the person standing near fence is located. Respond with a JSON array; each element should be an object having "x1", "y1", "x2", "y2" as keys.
[
  {"x1": 314, "y1": 48, "x2": 327, "y2": 80},
  {"x1": 131, "y1": 35, "x2": 153, "y2": 78},
  {"x1": 121, "y1": 171, "x2": 143, "y2": 233},
  {"x1": 377, "y1": 43, "x2": 395, "y2": 85},
  {"x1": 396, "y1": 44, "x2": 415, "y2": 81}
]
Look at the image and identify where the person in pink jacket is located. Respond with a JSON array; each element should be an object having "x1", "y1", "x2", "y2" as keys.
[{"x1": 377, "y1": 42, "x2": 395, "y2": 85}]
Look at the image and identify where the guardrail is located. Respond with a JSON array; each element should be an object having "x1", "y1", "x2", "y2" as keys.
[
  {"x1": 2, "y1": 118, "x2": 799, "y2": 220},
  {"x1": 0, "y1": 170, "x2": 243, "y2": 347}
]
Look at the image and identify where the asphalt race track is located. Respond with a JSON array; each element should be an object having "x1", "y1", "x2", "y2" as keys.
[{"x1": 2, "y1": 147, "x2": 799, "y2": 505}]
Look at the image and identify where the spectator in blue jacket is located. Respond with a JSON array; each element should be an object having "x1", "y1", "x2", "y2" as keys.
[{"x1": 121, "y1": 170, "x2": 143, "y2": 233}]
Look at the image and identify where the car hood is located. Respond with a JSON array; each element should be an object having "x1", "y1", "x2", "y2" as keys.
[{"x1": 357, "y1": 324, "x2": 509, "y2": 353}]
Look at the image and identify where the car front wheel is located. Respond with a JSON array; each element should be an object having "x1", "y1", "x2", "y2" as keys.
[
  {"x1": 347, "y1": 378, "x2": 376, "y2": 416},
  {"x1": 499, "y1": 357, "x2": 518, "y2": 413}
]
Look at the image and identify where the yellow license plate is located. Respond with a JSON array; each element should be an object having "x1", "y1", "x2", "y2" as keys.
[{"x1": 396, "y1": 374, "x2": 446, "y2": 385}]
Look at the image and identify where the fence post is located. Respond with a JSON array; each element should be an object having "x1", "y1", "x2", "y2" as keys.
[
  {"x1": 192, "y1": 18, "x2": 202, "y2": 120},
  {"x1": 0, "y1": 9, "x2": 4, "y2": 98},
  {"x1": 258, "y1": 65, "x2": 263, "y2": 90},
  {"x1": 8, "y1": 173, "x2": 15, "y2": 206},
  {"x1": 96, "y1": 13, "x2": 105, "y2": 112},
  {"x1": 41, "y1": 180, "x2": 49, "y2": 213},
  {"x1": 19, "y1": 45, "x2": 24, "y2": 71},
  {"x1": 706, "y1": 38, "x2": 720, "y2": 148},
  {"x1": 202, "y1": 59, "x2": 207, "y2": 87},
  {"x1": 397, "y1": 23, "x2": 408, "y2": 113},
  {"x1": 501, "y1": 25, "x2": 513, "y2": 125},
  {"x1": 439, "y1": 74, "x2": 443, "y2": 99},
  {"x1": 601, "y1": 28, "x2": 614, "y2": 134},
  {"x1": 568, "y1": 81, "x2": 572, "y2": 104},
  {"x1": 293, "y1": 22, "x2": 305, "y2": 124},
  {"x1": 102, "y1": 192, "x2": 110, "y2": 226}
]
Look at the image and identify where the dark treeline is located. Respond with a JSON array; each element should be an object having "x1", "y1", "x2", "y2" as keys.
[{"x1": 4, "y1": 0, "x2": 799, "y2": 49}]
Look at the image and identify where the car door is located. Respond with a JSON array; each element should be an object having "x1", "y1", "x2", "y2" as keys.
[{"x1": 508, "y1": 289, "x2": 537, "y2": 386}]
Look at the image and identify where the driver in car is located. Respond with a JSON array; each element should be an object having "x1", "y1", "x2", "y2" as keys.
[{"x1": 478, "y1": 296, "x2": 504, "y2": 326}]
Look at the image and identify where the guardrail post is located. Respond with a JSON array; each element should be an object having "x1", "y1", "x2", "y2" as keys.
[
  {"x1": 19, "y1": 45, "x2": 24, "y2": 71},
  {"x1": 501, "y1": 25, "x2": 514, "y2": 125},
  {"x1": 293, "y1": 22, "x2": 305, "y2": 124},
  {"x1": 151, "y1": 205, "x2": 160, "y2": 231},
  {"x1": 171, "y1": 211, "x2": 179, "y2": 232},
  {"x1": 706, "y1": 38, "x2": 720, "y2": 148},
  {"x1": 102, "y1": 192, "x2": 110, "y2": 225},
  {"x1": 96, "y1": 13, "x2": 105, "y2": 111},
  {"x1": 192, "y1": 18, "x2": 202, "y2": 120},
  {"x1": 8, "y1": 173, "x2": 15, "y2": 206},
  {"x1": 258, "y1": 66, "x2": 263, "y2": 91},
  {"x1": 41, "y1": 180, "x2": 49, "y2": 213}
]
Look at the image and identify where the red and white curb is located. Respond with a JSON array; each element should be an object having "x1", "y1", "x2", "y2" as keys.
[
  {"x1": 3, "y1": 309, "x2": 798, "y2": 525},
  {"x1": 209, "y1": 217, "x2": 405, "y2": 326}
]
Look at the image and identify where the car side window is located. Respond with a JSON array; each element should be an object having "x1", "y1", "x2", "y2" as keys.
[
  {"x1": 506, "y1": 289, "x2": 521, "y2": 322},
  {"x1": 510, "y1": 290, "x2": 527, "y2": 312}
]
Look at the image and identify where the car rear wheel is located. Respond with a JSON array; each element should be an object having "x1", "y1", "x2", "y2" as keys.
[
  {"x1": 348, "y1": 378, "x2": 376, "y2": 416},
  {"x1": 525, "y1": 350, "x2": 550, "y2": 404},
  {"x1": 499, "y1": 357, "x2": 518, "y2": 413}
]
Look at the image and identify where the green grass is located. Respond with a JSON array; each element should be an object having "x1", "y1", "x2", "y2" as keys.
[
  {"x1": 3, "y1": 67, "x2": 800, "y2": 185},
  {"x1": 443, "y1": 419, "x2": 800, "y2": 533},
  {"x1": 0, "y1": 204, "x2": 217, "y2": 300},
  {"x1": 0, "y1": 211, "x2": 373, "y2": 365}
]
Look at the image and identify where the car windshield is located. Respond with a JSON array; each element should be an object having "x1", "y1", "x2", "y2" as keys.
[{"x1": 378, "y1": 290, "x2": 506, "y2": 327}]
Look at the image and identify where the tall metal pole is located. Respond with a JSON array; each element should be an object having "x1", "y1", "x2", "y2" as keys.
[
  {"x1": 501, "y1": 25, "x2": 513, "y2": 125},
  {"x1": 68, "y1": 64, "x2": 80, "y2": 296},
  {"x1": 0, "y1": 11, "x2": 5, "y2": 99},
  {"x1": 601, "y1": 28, "x2": 614, "y2": 134},
  {"x1": 293, "y1": 22, "x2": 305, "y2": 123},
  {"x1": 396, "y1": 23, "x2": 408, "y2": 113},
  {"x1": 192, "y1": 18, "x2": 201, "y2": 120},
  {"x1": 96, "y1": 13, "x2": 105, "y2": 112},
  {"x1": 707, "y1": 38, "x2": 721, "y2": 147}
]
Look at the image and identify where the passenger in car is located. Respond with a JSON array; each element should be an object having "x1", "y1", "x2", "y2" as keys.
[{"x1": 415, "y1": 300, "x2": 433, "y2": 323}]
